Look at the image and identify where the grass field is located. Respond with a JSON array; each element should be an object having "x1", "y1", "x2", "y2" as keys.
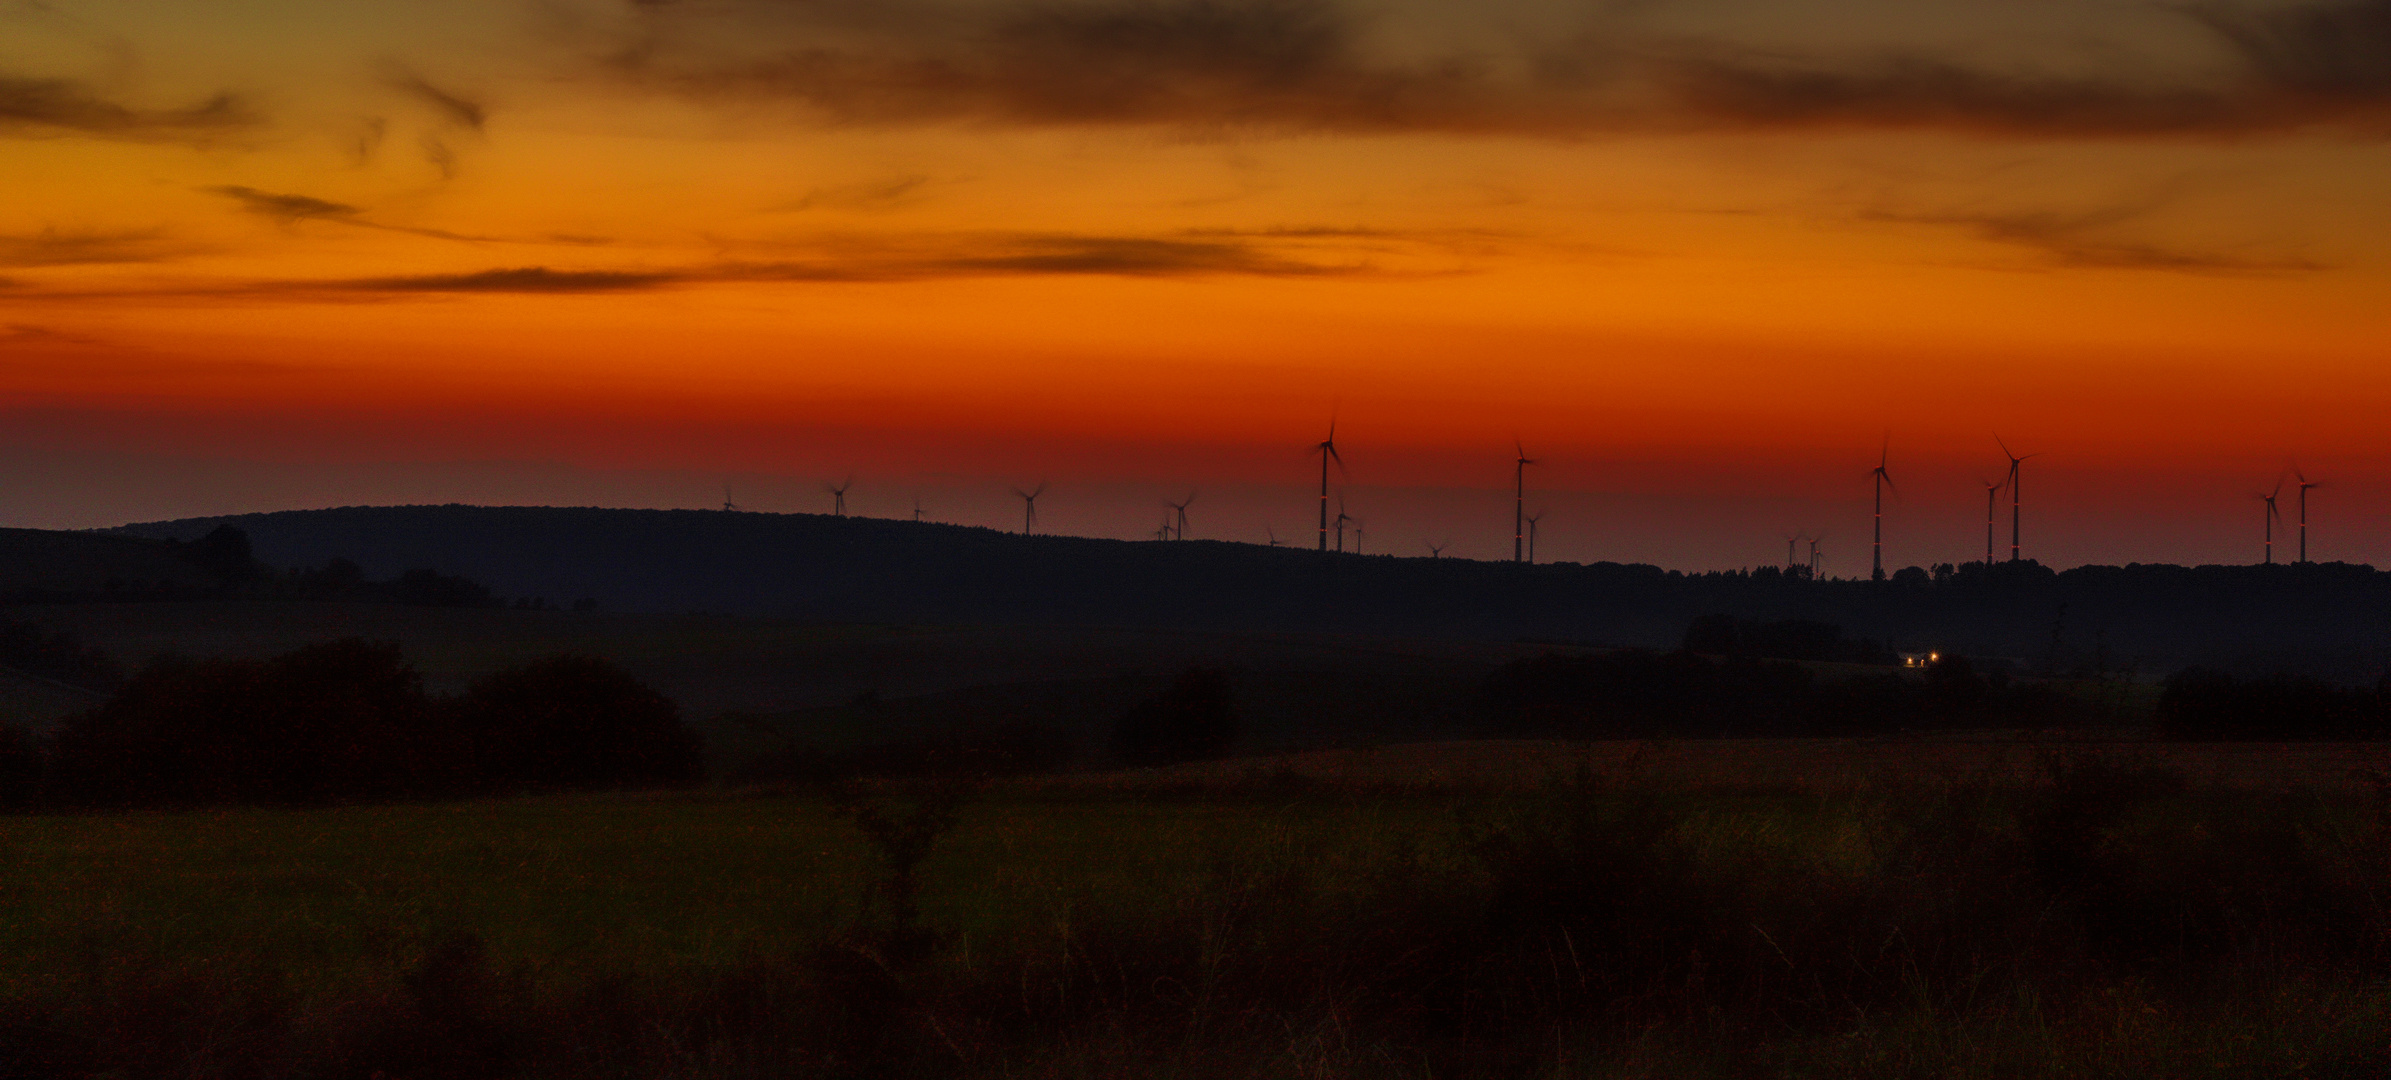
[{"x1": 7, "y1": 740, "x2": 2390, "y2": 1077}]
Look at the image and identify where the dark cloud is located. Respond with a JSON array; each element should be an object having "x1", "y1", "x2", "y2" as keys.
[
  {"x1": 784, "y1": 176, "x2": 930, "y2": 211},
  {"x1": 22, "y1": 230, "x2": 1368, "y2": 303},
  {"x1": 602, "y1": 0, "x2": 2391, "y2": 139},
  {"x1": 1, "y1": 323, "x2": 99, "y2": 345},
  {"x1": 333, "y1": 267, "x2": 680, "y2": 293},
  {"x1": 0, "y1": 73, "x2": 257, "y2": 141},
  {"x1": 1870, "y1": 205, "x2": 2325, "y2": 274},
  {"x1": 0, "y1": 228, "x2": 190, "y2": 267},
  {"x1": 388, "y1": 71, "x2": 487, "y2": 130},
  {"x1": 209, "y1": 185, "x2": 362, "y2": 222}
]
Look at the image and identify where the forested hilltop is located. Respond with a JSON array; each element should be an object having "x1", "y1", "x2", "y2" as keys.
[{"x1": 91, "y1": 505, "x2": 2391, "y2": 679}]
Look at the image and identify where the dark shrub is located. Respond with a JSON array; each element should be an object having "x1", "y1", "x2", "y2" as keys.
[
  {"x1": 174, "y1": 523, "x2": 258, "y2": 583},
  {"x1": 0, "y1": 619, "x2": 125, "y2": 692},
  {"x1": 2157, "y1": 666, "x2": 2383, "y2": 739},
  {"x1": 0, "y1": 718, "x2": 39, "y2": 808},
  {"x1": 1112, "y1": 666, "x2": 1241, "y2": 766},
  {"x1": 453, "y1": 655, "x2": 701, "y2": 790},
  {"x1": 394, "y1": 568, "x2": 497, "y2": 608},
  {"x1": 49, "y1": 639, "x2": 444, "y2": 806}
]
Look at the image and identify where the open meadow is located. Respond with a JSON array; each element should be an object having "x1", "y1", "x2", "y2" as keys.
[{"x1": 6, "y1": 739, "x2": 2388, "y2": 1078}]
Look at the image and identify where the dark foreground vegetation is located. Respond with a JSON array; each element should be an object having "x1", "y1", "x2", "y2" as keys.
[
  {"x1": 2, "y1": 754, "x2": 2387, "y2": 1078},
  {"x1": 3, "y1": 639, "x2": 700, "y2": 808}
]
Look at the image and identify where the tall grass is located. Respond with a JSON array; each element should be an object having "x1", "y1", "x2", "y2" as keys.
[{"x1": 4, "y1": 754, "x2": 2389, "y2": 1077}]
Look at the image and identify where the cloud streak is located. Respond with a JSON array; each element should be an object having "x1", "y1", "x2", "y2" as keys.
[
  {"x1": 1867, "y1": 203, "x2": 2326, "y2": 274},
  {"x1": 0, "y1": 228, "x2": 194, "y2": 267},
  {"x1": 596, "y1": 0, "x2": 2391, "y2": 140},
  {"x1": 13, "y1": 230, "x2": 1375, "y2": 303},
  {"x1": 0, "y1": 73, "x2": 257, "y2": 141}
]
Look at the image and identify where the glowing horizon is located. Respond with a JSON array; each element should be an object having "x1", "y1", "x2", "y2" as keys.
[{"x1": 7, "y1": 0, "x2": 2390, "y2": 573}]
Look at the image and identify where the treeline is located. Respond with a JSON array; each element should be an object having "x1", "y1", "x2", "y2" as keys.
[
  {"x1": 2157, "y1": 666, "x2": 2391, "y2": 739},
  {"x1": 1478, "y1": 648, "x2": 2091, "y2": 737},
  {"x1": 0, "y1": 640, "x2": 701, "y2": 809}
]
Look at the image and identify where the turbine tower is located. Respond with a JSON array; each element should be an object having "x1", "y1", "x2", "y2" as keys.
[
  {"x1": 1312, "y1": 420, "x2": 1344, "y2": 552},
  {"x1": 2260, "y1": 479, "x2": 2283, "y2": 564},
  {"x1": 1807, "y1": 536, "x2": 1823, "y2": 580},
  {"x1": 1012, "y1": 482, "x2": 1047, "y2": 535},
  {"x1": 1996, "y1": 437, "x2": 2036, "y2": 562},
  {"x1": 912, "y1": 495, "x2": 924, "y2": 522},
  {"x1": 1981, "y1": 480, "x2": 2002, "y2": 566},
  {"x1": 1870, "y1": 441, "x2": 1894, "y2": 581},
  {"x1": 1426, "y1": 539, "x2": 1447, "y2": 558},
  {"x1": 2296, "y1": 469, "x2": 2320, "y2": 563},
  {"x1": 722, "y1": 483, "x2": 741, "y2": 513},
  {"x1": 1167, "y1": 492, "x2": 1195, "y2": 541},
  {"x1": 826, "y1": 476, "x2": 852, "y2": 517},
  {"x1": 1523, "y1": 509, "x2": 1544, "y2": 565},
  {"x1": 1333, "y1": 495, "x2": 1353, "y2": 553},
  {"x1": 1513, "y1": 440, "x2": 1536, "y2": 563}
]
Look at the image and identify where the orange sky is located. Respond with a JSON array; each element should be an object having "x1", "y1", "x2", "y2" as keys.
[{"x1": 5, "y1": 0, "x2": 2391, "y2": 570}]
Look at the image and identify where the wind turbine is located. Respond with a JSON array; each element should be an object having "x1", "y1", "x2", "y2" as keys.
[
  {"x1": 1167, "y1": 492, "x2": 1195, "y2": 541},
  {"x1": 1870, "y1": 440, "x2": 1894, "y2": 581},
  {"x1": 2259, "y1": 478, "x2": 2283, "y2": 564},
  {"x1": 1513, "y1": 440, "x2": 1536, "y2": 563},
  {"x1": 1012, "y1": 482, "x2": 1047, "y2": 535},
  {"x1": 1352, "y1": 518, "x2": 1367, "y2": 555},
  {"x1": 2296, "y1": 468, "x2": 2320, "y2": 563},
  {"x1": 1266, "y1": 525, "x2": 1284, "y2": 548},
  {"x1": 1785, "y1": 533, "x2": 1809, "y2": 574},
  {"x1": 826, "y1": 476, "x2": 853, "y2": 517},
  {"x1": 1333, "y1": 494, "x2": 1353, "y2": 554},
  {"x1": 1312, "y1": 419, "x2": 1345, "y2": 552},
  {"x1": 1981, "y1": 480, "x2": 2003, "y2": 566},
  {"x1": 912, "y1": 495, "x2": 924, "y2": 523},
  {"x1": 1523, "y1": 509, "x2": 1544, "y2": 565},
  {"x1": 1807, "y1": 536, "x2": 1824, "y2": 580},
  {"x1": 722, "y1": 483, "x2": 741, "y2": 513},
  {"x1": 1426, "y1": 539, "x2": 1448, "y2": 558},
  {"x1": 1996, "y1": 436, "x2": 2037, "y2": 562}
]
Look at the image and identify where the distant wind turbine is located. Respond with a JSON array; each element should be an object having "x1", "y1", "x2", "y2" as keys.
[
  {"x1": 1167, "y1": 492, "x2": 1195, "y2": 540},
  {"x1": 1333, "y1": 494, "x2": 1353, "y2": 553},
  {"x1": 1426, "y1": 539, "x2": 1447, "y2": 558},
  {"x1": 912, "y1": 495, "x2": 924, "y2": 522},
  {"x1": 1266, "y1": 525, "x2": 1284, "y2": 547},
  {"x1": 1523, "y1": 509, "x2": 1544, "y2": 565},
  {"x1": 722, "y1": 483, "x2": 741, "y2": 513},
  {"x1": 1981, "y1": 480, "x2": 2003, "y2": 566},
  {"x1": 1870, "y1": 439, "x2": 1894, "y2": 581},
  {"x1": 1513, "y1": 440, "x2": 1536, "y2": 563},
  {"x1": 1808, "y1": 536, "x2": 1824, "y2": 580},
  {"x1": 1312, "y1": 419, "x2": 1345, "y2": 552},
  {"x1": 826, "y1": 476, "x2": 853, "y2": 517},
  {"x1": 2259, "y1": 478, "x2": 2283, "y2": 564},
  {"x1": 2296, "y1": 468, "x2": 2320, "y2": 563},
  {"x1": 1996, "y1": 436, "x2": 2037, "y2": 562},
  {"x1": 1012, "y1": 482, "x2": 1047, "y2": 534}
]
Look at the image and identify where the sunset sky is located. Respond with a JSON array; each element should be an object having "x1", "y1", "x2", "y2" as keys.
[{"x1": 5, "y1": 0, "x2": 2389, "y2": 571}]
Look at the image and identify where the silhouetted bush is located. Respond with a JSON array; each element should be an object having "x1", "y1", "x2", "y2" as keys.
[
  {"x1": 1681, "y1": 614, "x2": 1893, "y2": 664},
  {"x1": 0, "y1": 619, "x2": 124, "y2": 692},
  {"x1": 732, "y1": 720, "x2": 1075, "y2": 784},
  {"x1": 170, "y1": 523, "x2": 260, "y2": 583},
  {"x1": 452, "y1": 654, "x2": 702, "y2": 791},
  {"x1": 1112, "y1": 666, "x2": 1241, "y2": 766},
  {"x1": 393, "y1": 567, "x2": 498, "y2": 608},
  {"x1": 1482, "y1": 648, "x2": 2090, "y2": 738},
  {"x1": 37, "y1": 642, "x2": 700, "y2": 807},
  {"x1": 49, "y1": 639, "x2": 448, "y2": 806},
  {"x1": 2157, "y1": 666, "x2": 2386, "y2": 739}
]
